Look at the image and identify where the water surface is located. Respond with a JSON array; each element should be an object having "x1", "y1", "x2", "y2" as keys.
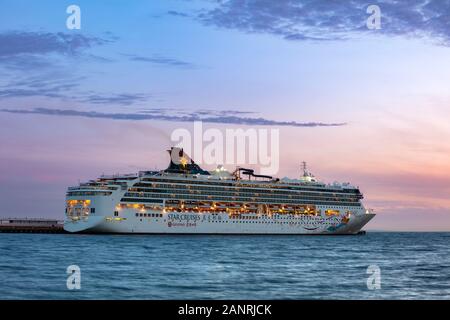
[{"x1": 0, "y1": 232, "x2": 449, "y2": 299}]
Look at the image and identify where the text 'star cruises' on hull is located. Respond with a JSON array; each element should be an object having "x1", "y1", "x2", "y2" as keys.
[{"x1": 64, "y1": 147, "x2": 375, "y2": 234}]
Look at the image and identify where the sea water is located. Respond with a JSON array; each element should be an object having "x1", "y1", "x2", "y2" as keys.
[{"x1": 0, "y1": 232, "x2": 449, "y2": 299}]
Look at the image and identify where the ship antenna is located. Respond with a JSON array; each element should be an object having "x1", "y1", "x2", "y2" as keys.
[{"x1": 301, "y1": 161, "x2": 308, "y2": 177}]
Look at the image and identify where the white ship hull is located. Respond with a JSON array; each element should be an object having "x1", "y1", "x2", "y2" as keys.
[{"x1": 64, "y1": 207, "x2": 375, "y2": 235}]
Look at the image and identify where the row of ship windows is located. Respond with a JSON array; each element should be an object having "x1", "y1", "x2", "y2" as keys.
[
  {"x1": 134, "y1": 217, "x2": 337, "y2": 222},
  {"x1": 222, "y1": 220, "x2": 333, "y2": 225},
  {"x1": 124, "y1": 192, "x2": 359, "y2": 202},
  {"x1": 122, "y1": 196, "x2": 360, "y2": 206},
  {"x1": 132, "y1": 182, "x2": 360, "y2": 196},
  {"x1": 163, "y1": 201, "x2": 358, "y2": 212},
  {"x1": 126, "y1": 189, "x2": 359, "y2": 202},
  {"x1": 65, "y1": 208, "x2": 95, "y2": 213},
  {"x1": 131, "y1": 212, "x2": 337, "y2": 222},
  {"x1": 209, "y1": 219, "x2": 334, "y2": 223},
  {"x1": 135, "y1": 218, "x2": 335, "y2": 226},
  {"x1": 67, "y1": 191, "x2": 112, "y2": 196},
  {"x1": 135, "y1": 213, "x2": 163, "y2": 218},
  {"x1": 66, "y1": 186, "x2": 360, "y2": 199},
  {"x1": 230, "y1": 216, "x2": 337, "y2": 221},
  {"x1": 139, "y1": 178, "x2": 359, "y2": 194},
  {"x1": 72, "y1": 186, "x2": 118, "y2": 191}
]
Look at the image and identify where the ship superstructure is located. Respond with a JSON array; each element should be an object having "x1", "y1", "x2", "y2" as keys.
[{"x1": 64, "y1": 147, "x2": 375, "y2": 234}]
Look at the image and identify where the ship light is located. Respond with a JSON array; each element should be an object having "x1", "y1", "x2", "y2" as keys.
[{"x1": 68, "y1": 200, "x2": 78, "y2": 206}]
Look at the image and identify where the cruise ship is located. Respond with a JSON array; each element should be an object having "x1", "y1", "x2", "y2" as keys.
[{"x1": 64, "y1": 147, "x2": 375, "y2": 234}]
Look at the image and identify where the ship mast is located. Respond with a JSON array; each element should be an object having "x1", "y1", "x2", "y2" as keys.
[{"x1": 301, "y1": 161, "x2": 308, "y2": 177}]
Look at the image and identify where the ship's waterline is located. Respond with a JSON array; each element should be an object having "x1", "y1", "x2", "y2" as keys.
[{"x1": 64, "y1": 147, "x2": 375, "y2": 234}]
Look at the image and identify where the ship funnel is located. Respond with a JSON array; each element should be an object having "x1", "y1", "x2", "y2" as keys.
[{"x1": 165, "y1": 147, "x2": 210, "y2": 175}]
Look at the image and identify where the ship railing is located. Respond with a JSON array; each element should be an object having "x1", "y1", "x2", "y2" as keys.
[
  {"x1": 139, "y1": 170, "x2": 160, "y2": 177},
  {"x1": 100, "y1": 173, "x2": 139, "y2": 179},
  {"x1": 68, "y1": 185, "x2": 115, "y2": 191}
]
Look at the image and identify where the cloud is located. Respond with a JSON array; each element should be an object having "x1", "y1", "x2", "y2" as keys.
[
  {"x1": 0, "y1": 31, "x2": 110, "y2": 57},
  {"x1": 0, "y1": 55, "x2": 55, "y2": 70},
  {"x1": 0, "y1": 31, "x2": 126, "y2": 106},
  {"x1": 0, "y1": 75, "x2": 150, "y2": 106},
  {"x1": 139, "y1": 108, "x2": 256, "y2": 117},
  {"x1": 0, "y1": 31, "x2": 114, "y2": 70},
  {"x1": 199, "y1": 0, "x2": 450, "y2": 45},
  {"x1": 0, "y1": 32, "x2": 148, "y2": 106},
  {"x1": 123, "y1": 53, "x2": 198, "y2": 68},
  {"x1": 0, "y1": 32, "x2": 194, "y2": 104},
  {"x1": 0, "y1": 107, "x2": 346, "y2": 127},
  {"x1": 167, "y1": 10, "x2": 191, "y2": 18},
  {"x1": 0, "y1": 76, "x2": 81, "y2": 99},
  {"x1": 0, "y1": 87, "x2": 150, "y2": 106},
  {"x1": 79, "y1": 93, "x2": 150, "y2": 106},
  {"x1": 0, "y1": 88, "x2": 62, "y2": 99}
]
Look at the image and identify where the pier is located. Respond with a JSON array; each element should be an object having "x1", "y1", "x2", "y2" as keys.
[{"x1": 0, "y1": 218, "x2": 66, "y2": 233}]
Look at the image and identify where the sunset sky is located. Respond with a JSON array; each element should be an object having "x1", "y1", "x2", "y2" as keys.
[{"x1": 0, "y1": 0, "x2": 449, "y2": 231}]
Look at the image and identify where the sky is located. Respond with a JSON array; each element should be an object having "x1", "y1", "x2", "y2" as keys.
[{"x1": 0, "y1": 0, "x2": 449, "y2": 231}]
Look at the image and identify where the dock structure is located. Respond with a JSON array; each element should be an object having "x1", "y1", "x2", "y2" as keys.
[{"x1": 0, "y1": 218, "x2": 66, "y2": 233}]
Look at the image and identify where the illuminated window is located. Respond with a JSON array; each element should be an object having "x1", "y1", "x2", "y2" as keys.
[{"x1": 325, "y1": 209, "x2": 340, "y2": 216}]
